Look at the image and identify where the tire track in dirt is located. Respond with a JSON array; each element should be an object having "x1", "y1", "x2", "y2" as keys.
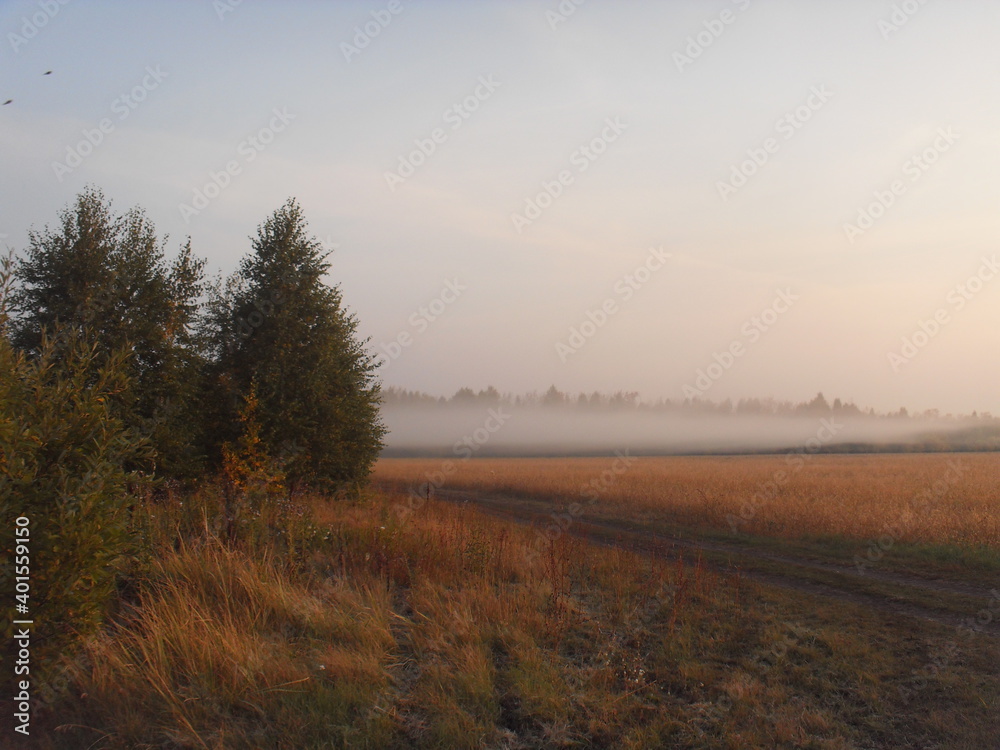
[{"x1": 433, "y1": 488, "x2": 1000, "y2": 636}]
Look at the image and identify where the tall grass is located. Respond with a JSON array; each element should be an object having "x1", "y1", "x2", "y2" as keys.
[
  {"x1": 374, "y1": 454, "x2": 1000, "y2": 547},
  {"x1": 32, "y1": 474, "x2": 1000, "y2": 748}
]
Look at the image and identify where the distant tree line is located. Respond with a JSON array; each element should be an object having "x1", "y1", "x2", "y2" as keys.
[{"x1": 383, "y1": 385, "x2": 993, "y2": 422}]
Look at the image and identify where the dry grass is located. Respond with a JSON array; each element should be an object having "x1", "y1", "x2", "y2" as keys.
[
  {"x1": 55, "y1": 541, "x2": 398, "y2": 748},
  {"x1": 373, "y1": 453, "x2": 1000, "y2": 548},
  {"x1": 30, "y1": 474, "x2": 1000, "y2": 748}
]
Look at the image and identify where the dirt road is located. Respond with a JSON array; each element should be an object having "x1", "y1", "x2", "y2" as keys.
[{"x1": 432, "y1": 487, "x2": 1000, "y2": 637}]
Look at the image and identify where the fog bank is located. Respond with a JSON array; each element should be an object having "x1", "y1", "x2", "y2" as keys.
[{"x1": 380, "y1": 405, "x2": 1000, "y2": 458}]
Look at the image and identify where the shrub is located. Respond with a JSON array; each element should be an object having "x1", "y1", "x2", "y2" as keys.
[{"x1": 1, "y1": 254, "x2": 148, "y2": 671}]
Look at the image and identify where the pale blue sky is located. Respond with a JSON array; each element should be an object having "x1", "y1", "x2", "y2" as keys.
[{"x1": 2, "y1": 0, "x2": 998, "y2": 413}]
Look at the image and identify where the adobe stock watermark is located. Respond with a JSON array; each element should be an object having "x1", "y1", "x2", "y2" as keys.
[
  {"x1": 375, "y1": 278, "x2": 466, "y2": 368},
  {"x1": 727, "y1": 416, "x2": 844, "y2": 533},
  {"x1": 51, "y1": 66, "x2": 168, "y2": 183},
  {"x1": 213, "y1": 0, "x2": 243, "y2": 21},
  {"x1": 717, "y1": 85, "x2": 834, "y2": 201},
  {"x1": 8, "y1": 0, "x2": 72, "y2": 53},
  {"x1": 510, "y1": 116, "x2": 627, "y2": 234},
  {"x1": 854, "y1": 459, "x2": 965, "y2": 575},
  {"x1": 878, "y1": 0, "x2": 932, "y2": 41},
  {"x1": 525, "y1": 449, "x2": 638, "y2": 565},
  {"x1": 887, "y1": 255, "x2": 998, "y2": 372},
  {"x1": 546, "y1": 0, "x2": 587, "y2": 30},
  {"x1": 384, "y1": 75, "x2": 501, "y2": 191},
  {"x1": 555, "y1": 246, "x2": 671, "y2": 363},
  {"x1": 843, "y1": 127, "x2": 959, "y2": 244},
  {"x1": 673, "y1": 0, "x2": 752, "y2": 72},
  {"x1": 178, "y1": 107, "x2": 295, "y2": 223},
  {"x1": 340, "y1": 0, "x2": 406, "y2": 63},
  {"x1": 683, "y1": 288, "x2": 798, "y2": 398},
  {"x1": 393, "y1": 407, "x2": 511, "y2": 522}
]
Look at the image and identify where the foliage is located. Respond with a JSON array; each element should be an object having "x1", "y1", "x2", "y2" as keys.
[
  {"x1": 221, "y1": 384, "x2": 286, "y2": 500},
  {"x1": 218, "y1": 383, "x2": 290, "y2": 544},
  {"x1": 11, "y1": 187, "x2": 207, "y2": 478},
  {"x1": 0, "y1": 253, "x2": 148, "y2": 671},
  {"x1": 204, "y1": 198, "x2": 384, "y2": 488}
]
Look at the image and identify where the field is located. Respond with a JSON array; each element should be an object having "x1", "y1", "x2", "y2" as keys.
[
  {"x1": 375, "y1": 454, "x2": 1000, "y2": 592},
  {"x1": 373, "y1": 453, "x2": 1000, "y2": 549},
  {"x1": 22, "y1": 454, "x2": 1000, "y2": 748},
  {"x1": 373, "y1": 453, "x2": 1000, "y2": 745}
]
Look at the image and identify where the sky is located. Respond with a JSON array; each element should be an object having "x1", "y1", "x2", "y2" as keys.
[{"x1": 1, "y1": 0, "x2": 998, "y2": 416}]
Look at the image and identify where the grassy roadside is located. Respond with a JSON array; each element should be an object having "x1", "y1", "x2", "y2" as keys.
[
  {"x1": 20, "y1": 479, "x2": 1000, "y2": 749},
  {"x1": 410, "y1": 483, "x2": 999, "y2": 626}
]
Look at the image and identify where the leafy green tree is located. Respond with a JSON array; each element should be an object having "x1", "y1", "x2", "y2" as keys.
[
  {"x1": 12, "y1": 187, "x2": 207, "y2": 477},
  {"x1": 205, "y1": 199, "x2": 384, "y2": 488},
  {"x1": 1, "y1": 253, "x2": 147, "y2": 671}
]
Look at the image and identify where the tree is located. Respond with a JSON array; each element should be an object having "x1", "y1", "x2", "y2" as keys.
[
  {"x1": 542, "y1": 385, "x2": 567, "y2": 407},
  {"x1": 205, "y1": 199, "x2": 384, "y2": 488},
  {"x1": 800, "y1": 392, "x2": 831, "y2": 414},
  {"x1": 477, "y1": 385, "x2": 501, "y2": 405},
  {"x1": 1, "y1": 253, "x2": 147, "y2": 670},
  {"x1": 451, "y1": 387, "x2": 477, "y2": 404},
  {"x1": 11, "y1": 188, "x2": 206, "y2": 477},
  {"x1": 219, "y1": 382, "x2": 287, "y2": 543}
]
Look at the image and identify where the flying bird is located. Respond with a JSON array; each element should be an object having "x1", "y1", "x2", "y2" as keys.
[
  {"x1": 2, "y1": 100, "x2": 11, "y2": 106},
  {"x1": 43, "y1": 70, "x2": 52, "y2": 75}
]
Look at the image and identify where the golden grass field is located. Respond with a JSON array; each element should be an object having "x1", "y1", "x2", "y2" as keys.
[{"x1": 373, "y1": 453, "x2": 1000, "y2": 548}]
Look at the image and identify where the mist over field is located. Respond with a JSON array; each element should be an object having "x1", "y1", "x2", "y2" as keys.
[
  {"x1": 381, "y1": 403, "x2": 999, "y2": 457},
  {"x1": 5, "y1": 1, "x2": 1000, "y2": 747}
]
